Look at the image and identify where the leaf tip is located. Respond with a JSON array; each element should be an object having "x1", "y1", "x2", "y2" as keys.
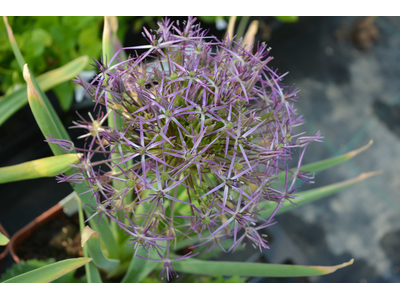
[
  {"x1": 347, "y1": 139, "x2": 373, "y2": 158},
  {"x1": 226, "y1": 16, "x2": 237, "y2": 40},
  {"x1": 3, "y1": 16, "x2": 15, "y2": 42},
  {"x1": 315, "y1": 258, "x2": 354, "y2": 275},
  {"x1": 358, "y1": 170, "x2": 383, "y2": 181},
  {"x1": 81, "y1": 225, "x2": 99, "y2": 247},
  {"x1": 23, "y1": 64, "x2": 41, "y2": 103},
  {"x1": 22, "y1": 63, "x2": 30, "y2": 82},
  {"x1": 109, "y1": 16, "x2": 118, "y2": 33},
  {"x1": 84, "y1": 257, "x2": 93, "y2": 263},
  {"x1": 0, "y1": 234, "x2": 10, "y2": 246},
  {"x1": 243, "y1": 20, "x2": 259, "y2": 50},
  {"x1": 103, "y1": 16, "x2": 111, "y2": 37}
]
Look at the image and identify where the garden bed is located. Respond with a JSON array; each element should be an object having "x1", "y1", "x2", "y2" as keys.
[{"x1": 15, "y1": 212, "x2": 82, "y2": 262}]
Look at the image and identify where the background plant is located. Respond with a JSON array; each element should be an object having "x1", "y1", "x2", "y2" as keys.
[{"x1": 0, "y1": 16, "x2": 145, "y2": 115}]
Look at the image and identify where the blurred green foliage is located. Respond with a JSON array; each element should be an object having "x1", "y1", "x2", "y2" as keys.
[
  {"x1": 196, "y1": 275, "x2": 247, "y2": 283},
  {"x1": 198, "y1": 16, "x2": 299, "y2": 24},
  {"x1": 0, "y1": 259, "x2": 86, "y2": 283},
  {"x1": 0, "y1": 16, "x2": 131, "y2": 111},
  {"x1": 274, "y1": 16, "x2": 299, "y2": 23}
]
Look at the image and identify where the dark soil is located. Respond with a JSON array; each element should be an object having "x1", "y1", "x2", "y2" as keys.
[
  {"x1": 16, "y1": 213, "x2": 83, "y2": 261},
  {"x1": 14, "y1": 212, "x2": 129, "y2": 282}
]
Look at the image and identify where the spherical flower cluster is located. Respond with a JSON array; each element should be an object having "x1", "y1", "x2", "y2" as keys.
[{"x1": 48, "y1": 17, "x2": 322, "y2": 280}]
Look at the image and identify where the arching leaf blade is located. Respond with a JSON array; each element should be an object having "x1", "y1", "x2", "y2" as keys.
[{"x1": 2, "y1": 258, "x2": 92, "y2": 283}]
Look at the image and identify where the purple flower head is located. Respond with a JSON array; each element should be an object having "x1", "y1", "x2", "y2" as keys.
[{"x1": 59, "y1": 17, "x2": 324, "y2": 280}]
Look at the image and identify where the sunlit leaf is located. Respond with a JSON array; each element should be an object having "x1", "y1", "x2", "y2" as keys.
[
  {"x1": 0, "y1": 232, "x2": 9, "y2": 246},
  {"x1": 0, "y1": 259, "x2": 86, "y2": 283},
  {"x1": 226, "y1": 16, "x2": 237, "y2": 40},
  {"x1": 2, "y1": 258, "x2": 92, "y2": 283},
  {"x1": 102, "y1": 16, "x2": 124, "y2": 140},
  {"x1": 242, "y1": 20, "x2": 258, "y2": 50},
  {"x1": 23, "y1": 64, "x2": 69, "y2": 155},
  {"x1": 277, "y1": 140, "x2": 374, "y2": 183},
  {"x1": 109, "y1": 16, "x2": 127, "y2": 62},
  {"x1": 164, "y1": 257, "x2": 354, "y2": 277},
  {"x1": 0, "y1": 154, "x2": 81, "y2": 184},
  {"x1": 36, "y1": 56, "x2": 89, "y2": 91},
  {"x1": 262, "y1": 171, "x2": 382, "y2": 217}
]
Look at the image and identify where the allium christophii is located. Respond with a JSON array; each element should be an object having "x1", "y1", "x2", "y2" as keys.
[{"x1": 50, "y1": 17, "x2": 323, "y2": 280}]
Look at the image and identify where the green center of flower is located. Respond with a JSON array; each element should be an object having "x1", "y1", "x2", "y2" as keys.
[
  {"x1": 127, "y1": 179, "x2": 136, "y2": 188},
  {"x1": 165, "y1": 110, "x2": 173, "y2": 117},
  {"x1": 202, "y1": 216, "x2": 210, "y2": 224},
  {"x1": 161, "y1": 172, "x2": 169, "y2": 181},
  {"x1": 226, "y1": 122, "x2": 234, "y2": 129}
]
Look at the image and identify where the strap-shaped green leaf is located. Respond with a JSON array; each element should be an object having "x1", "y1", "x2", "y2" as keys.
[
  {"x1": 262, "y1": 171, "x2": 382, "y2": 217},
  {"x1": 0, "y1": 154, "x2": 81, "y2": 184},
  {"x1": 0, "y1": 232, "x2": 9, "y2": 246},
  {"x1": 76, "y1": 197, "x2": 102, "y2": 283},
  {"x1": 121, "y1": 242, "x2": 166, "y2": 283},
  {"x1": 0, "y1": 56, "x2": 89, "y2": 126},
  {"x1": 81, "y1": 226, "x2": 120, "y2": 274},
  {"x1": 36, "y1": 56, "x2": 89, "y2": 91},
  {"x1": 277, "y1": 140, "x2": 373, "y2": 183},
  {"x1": 23, "y1": 65, "x2": 70, "y2": 155},
  {"x1": 103, "y1": 16, "x2": 115, "y2": 67},
  {"x1": 2, "y1": 258, "x2": 92, "y2": 283},
  {"x1": 3, "y1": 16, "x2": 26, "y2": 71},
  {"x1": 102, "y1": 16, "x2": 124, "y2": 144},
  {"x1": 163, "y1": 257, "x2": 353, "y2": 277},
  {"x1": 102, "y1": 16, "x2": 124, "y2": 151}
]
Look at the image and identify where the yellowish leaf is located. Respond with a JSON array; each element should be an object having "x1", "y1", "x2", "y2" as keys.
[{"x1": 242, "y1": 20, "x2": 259, "y2": 50}]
